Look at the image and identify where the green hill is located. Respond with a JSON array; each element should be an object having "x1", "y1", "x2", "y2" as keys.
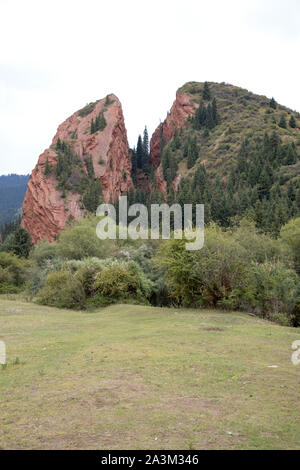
[
  {"x1": 140, "y1": 82, "x2": 300, "y2": 235},
  {"x1": 176, "y1": 81, "x2": 300, "y2": 179}
]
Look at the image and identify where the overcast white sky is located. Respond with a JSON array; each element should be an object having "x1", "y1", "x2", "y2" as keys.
[{"x1": 0, "y1": 0, "x2": 300, "y2": 174}]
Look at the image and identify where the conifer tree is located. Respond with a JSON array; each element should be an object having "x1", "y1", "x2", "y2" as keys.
[
  {"x1": 212, "y1": 97, "x2": 219, "y2": 124},
  {"x1": 56, "y1": 137, "x2": 62, "y2": 151},
  {"x1": 270, "y1": 97, "x2": 277, "y2": 109},
  {"x1": 289, "y1": 115, "x2": 296, "y2": 128},
  {"x1": 202, "y1": 82, "x2": 211, "y2": 100},
  {"x1": 90, "y1": 118, "x2": 95, "y2": 134},
  {"x1": 136, "y1": 135, "x2": 143, "y2": 169},
  {"x1": 44, "y1": 156, "x2": 52, "y2": 176},
  {"x1": 279, "y1": 114, "x2": 287, "y2": 129},
  {"x1": 142, "y1": 126, "x2": 149, "y2": 167}
]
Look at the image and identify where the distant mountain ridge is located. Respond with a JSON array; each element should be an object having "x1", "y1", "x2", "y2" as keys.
[{"x1": 0, "y1": 174, "x2": 30, "y2": 227}]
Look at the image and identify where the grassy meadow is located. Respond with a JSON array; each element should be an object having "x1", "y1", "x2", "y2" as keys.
[{"x1": 0, "y1": 297, "x2": 300, "y2": 449}]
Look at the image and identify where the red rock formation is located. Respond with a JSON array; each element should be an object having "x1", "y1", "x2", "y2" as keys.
[
  {"x1": 150, "y1": 91, "x2": 197, "y2": 168},
  {"x1": 150, "y1": 91, "x2": 197, "y2": 197},
  {"x1": 22, "y1": 95, "x2": 132, "y2": 243}
]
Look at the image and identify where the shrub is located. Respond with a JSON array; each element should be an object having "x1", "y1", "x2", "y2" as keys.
[
  {"x1": 26, "y1": 258, "x2": 63, "y2": 296},
  {"x1": 78, "y1": 101, "x2": 97, "y2": 117},
  {"x1": 280, "y1": 218, "x2": 300, "y2": 274},
  {"x1": 230, "y1": 220, "x2": 293, "y2": 265},
  {"x1": 30, "y1": 240, "x2": 57, "y2": 266},
  {"x1": 0, "y1": 252, "x2": 29, "y2": 290},
  {"x1": 246, "y1": 261, "x2": 299, "y2": 324},
  {"x1": 93, "y1": 260, "x2": 153, "y2": 303},
  {"x1": 157, "y1": 223, "x2": 300, "y2": 323},
  {"x1": 157, "y1": 225, "x2": 249, "y2": 308},
  {"x1": 56, "y1": 220, "x2": 112, "y2": 260},
  {"x1": 74, "y1": 259, "x2": 104, "y2": 297},
  {"x1": 36, "y1": 270, "x2": 86, "y2": 309}
]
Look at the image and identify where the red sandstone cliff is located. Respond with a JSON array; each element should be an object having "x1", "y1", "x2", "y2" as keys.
[
  {"x1": 149, "y1": 91, "x2": 197, "y2": 195},
  {"x1": 22, "y1": 95, "x2": 132, "y2": 244}
]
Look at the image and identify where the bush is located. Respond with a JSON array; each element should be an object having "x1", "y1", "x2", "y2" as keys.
[
  {"x1": 93, "y1": 260, "x2": 153, "y2": 303},
  {"x1": 230, "y1": 220, "x2": 293, "y2": 265},
  {"x1": 246, "y1": 261, "x2": 299, "y2": 324},
  {"x1": 0, "y1": 252, "x2": 30, "y2": 290},
  {"x1": 280, "y1": 218, "x2": 300, "y2": 274},
  {"x1": 26, "y1": 258, "x2": 63, "y2": 296},
  {"x1": 56, "y1": 219, "x2": 113, "y2": 260},
  {"x1": 74, "y1": 258, "x2": 104, "y2": 297},
  {"x1": 157, "y1": 223, "x2": 300, "y2": 323},
  {"x1": 36, "y1": 270, "x2": 86, "y2": 310},
  {"x1": 30, "y1": 240, "x2": 57, "y2": 266},
  {"x1": 157, "y1": 225, "x2": 249, "y2": 308}
]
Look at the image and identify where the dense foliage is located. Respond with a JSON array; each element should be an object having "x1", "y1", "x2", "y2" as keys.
[
  {"x1": 130, "y1": 82, "x2": 300, "y2": 236},
  {"x1": 0, "y1": 214, "x2": 298, "y2": 326}
]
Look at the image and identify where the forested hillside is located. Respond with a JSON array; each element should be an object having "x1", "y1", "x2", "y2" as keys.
[
  {"x1": 0, "y1": 174, "x2": 29, "y2": 230},
  {"x1": 131, "y1": 82, "x2": 300, "y2": 235}
]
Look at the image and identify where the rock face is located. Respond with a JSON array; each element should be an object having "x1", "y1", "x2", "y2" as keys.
[
  {"x1": 150, "y1": 91, "x2": 196, "y2": 168},
  {"x1": 22, "y1": 95, "x2": 132, "y2": 243},
  {"x1": 150, "y1": 91, "x2": 196, "y2": 196}
]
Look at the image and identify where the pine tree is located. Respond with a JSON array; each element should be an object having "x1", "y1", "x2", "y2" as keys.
[
  {"x1": 162, "y1": 148, "x2": 171, "y2": 177},
  {"x1": 296, "y1": 189, "x2": 300, "y2": 212},
  {"x1": 136, "y1": 135, "x2": 143, "y2": 169},
  {"x1": 270, "y1": 97, "x2": 277, "y2": 109},
  {"x1": 287, "y1": 182, "x2": 296, "y2": 202},
  {"x1": 194, "y1": 101, "x2": 206, "y2": 129},
  {"x1": 99, "y1": 113, "x2": 107, "y2": 131},
  {"x1": 212, "y1": 97, "x2": 219, "y2": 125},
  {"x1": 206, "y1": 104, "x2": 215, "y2": 129},
  {"x1": 142, "y1": 126, "x2": 149, "y2": 167},
  {"x1": 285, "y1": 144, "x2": 297, "y2": 165},
  {"x1": 11, "y1": 227, "x2": 33, "y2": 258},
  {"x1": 131, "y1": 148, "x2": 137, "y2": 181},
  {"x1": 90, "y1": 118, "x2": 95, "y2": 134},
  {"x1": 56, "y1": 138, "x2": 62, "y2": 151},
  {"x1": 258, "y1": 166, "x2": 272, "y2": 199},
  {"x1": 202, "y1": 82, "x2": 211, "y2": 100},
  {"x1": 172, "y1": 128, "x2": 181, "y2": 149},
  {"x1": 44, "y1": 157, "x2": 52, "y2": 176},
  {"x1": 143, "y1": 126, "x2": 149, "y2": 156},
  {"x1": 279, "y1": 114, "x2": 287, "y2": 129},
  {"x1": 187, "y1": 138, "x2": 198, "y2": 169},
  {"x1": 83, "y1": 180, "x2": 103, "y2": 212},
  {"x1": 289, "y1": 115, "x2": 296, "y2": 128}
]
